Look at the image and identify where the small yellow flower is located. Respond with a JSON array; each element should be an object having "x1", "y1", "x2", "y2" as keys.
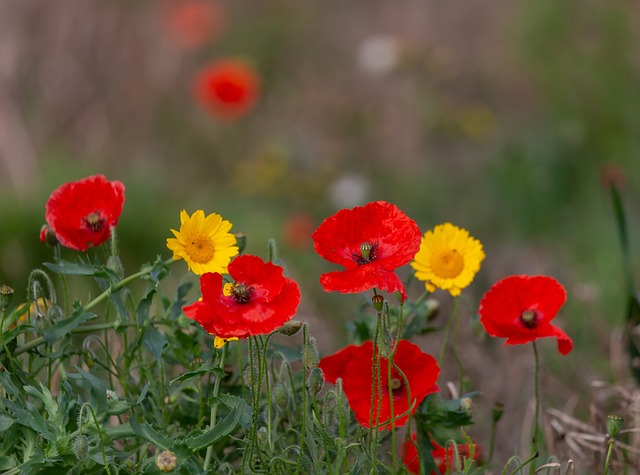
[
  {"x1": 166, "y1": 210, "x2": 239, "y2": 275},
  {"x1": 214, "y1": 335, "x2": 239, "y2": 349},
  {"x1": 411, "y1": 223, "x2": 485, "y2": 297}
]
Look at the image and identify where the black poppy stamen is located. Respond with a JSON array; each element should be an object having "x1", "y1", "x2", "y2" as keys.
[
  {"x1": 520, "y1": 309, "x2": 539, "y2": 329},
  {"x1": 84, "y1": 212, "x2": 106, "y2": 232},
  {"x1": 232, "y1": 283, "x2": 253, "y2": 304}
]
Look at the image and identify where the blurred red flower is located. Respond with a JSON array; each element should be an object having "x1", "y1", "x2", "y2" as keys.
[
  {"x1": 478, "y1": 275, "x2": 573, "y2": 355},
  {"x1": 163, "y1": 0, "x2": 226, "y2": 50},
  {"x1": 403, "y1": 434, "x2": 480, "y2": 474},
  {"x1": 319, "y1": 340, "x2": 439, "y2": 430},
  {"x1": 283, "y1": 212, "x2": 315, "y2": 250},
  {"x1": 45, "y1": 175, "x2": 125, "y2": 251},
  {"x1": 183, "y1": 254, "x2": 300, "y2": 339},
  {"x1": 312, "y1": 201, "x2": 421, "y2": 300},
  {"x1": 193, "y1": 59, "x2": 260, "y2": 120}
]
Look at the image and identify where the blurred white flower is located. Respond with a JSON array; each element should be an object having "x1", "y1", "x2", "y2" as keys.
[
  {"x1": 357, "y1": 34, "x2": 401, "y2": 76},
  {"x1": 328, "y1": 174, "x2": 369, "y2": 209}
]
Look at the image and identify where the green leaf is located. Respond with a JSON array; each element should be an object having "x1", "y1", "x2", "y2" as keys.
[
  {"x1": 43, "y1": 308, "x2": 97, "y2": 344},
  {"x1": 130, "y1": 416, "x2": 172, "y2": 450},
  {"x1": 0, "y1": 414, "x2": 15, "y2": 431},
  {"x1": 142, "y1": 324, "x2": 166, "y2": 360},
  {"x1": 68, "y1": 367, "x2": 107, "y2": 419},
  {"x1": 136, "y1": 285, "x2": 157, "y2": 327},
  {"x1": 184, "y1": 395, "x2": 247, "y2": 451},
  {"x1": 169, "y1": 363, "x2": 216, "y2": 386},
  {"x1": 140, "y1": 256, "x2": 170, "y2": 285}
]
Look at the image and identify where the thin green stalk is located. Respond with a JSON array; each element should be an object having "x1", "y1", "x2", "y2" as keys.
[
  {"x1": 488, "y1": 419, "x2": 498, "y2": 464},
  {"x1": 0, "y1": 307, "x2": 17, "y2": 371},
  {"x1": 529, "y1": 341, "x2": 540, "y2": 475},
  {"x1": 369, "y1": 313, "x2": 382, "y2": 471},
  {"x1": 203, "y1": 345, "x2": 227, "y2": 470},
  {"x1": 438, "y1": 298, "x2": 459, "y2": 365},
  {"x1": 296, "y1": 325, "x2": 310, "y2": 475},
  {"x1": 87, "y1": 405, "x2": 111, "y2": 475},
  {"x1": 450, "y1": 298, "x2": 465, "y2": 391},
  {"x1": 603, "y1": 437, "x2": 615, "y2": 475},
  {"x1": 260, "y1": 334, "x2": 274, "y2": 452}
]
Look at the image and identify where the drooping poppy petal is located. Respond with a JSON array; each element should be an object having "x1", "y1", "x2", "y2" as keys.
[
  {"x1": 312, "y1": 201, "x2": 422, "y2": 300},
  {"x1": 478, "y1": 275, "x2": 573, "y2": 355},
  {"x1": 183, "y1": 254, "x2": 300, "y2": 339}
]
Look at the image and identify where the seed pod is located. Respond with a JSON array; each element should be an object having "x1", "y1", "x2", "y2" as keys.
[{"x1": 607, "y1": 414, "x2": 624, "y2": 439}]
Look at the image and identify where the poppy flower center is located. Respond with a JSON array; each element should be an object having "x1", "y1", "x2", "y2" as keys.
[
  {"x1": 83, "y1": 212, "x2": 106, "y2": 232},
  {"x1": 186, "y1": 234, "x2": 215, "y2": 264},
  {"x1": 520, "y1": 309, "x2": 539, "y2": 329},
  {"x1": 215, "y1": 80, "x2": 244, "y2": 103},
  {"x1": 227, "y1": 282, "x2": 253, "y2": 304},
  {"x1": 432, "y1": 249, "x2": 464, "y2": 279},
  {"x1": 354, "y1": 241, "x2": 378, "y2": 265}
]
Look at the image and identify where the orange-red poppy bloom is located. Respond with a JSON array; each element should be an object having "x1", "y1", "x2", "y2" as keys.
[
  {"x1": 163, "y1": 0, "x2": 226, "y2": 50},
  {"x1": 193, "y1": 59, "x2": 260, "y2": 120}
]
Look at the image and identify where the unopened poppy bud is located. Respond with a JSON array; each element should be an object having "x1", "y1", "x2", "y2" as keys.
[
  {"x1": 84, "y1": 354, "x2": 95, "y2": 368},
  {"x1": 106, "y1": 255, "x2": 124, "y2": 278},
  {"x1": 302, "y1": 337, "x2": 319, "y2": 370},
  {"x1": 46, "y1": 304, "x2": 63, "y2": 321},
  {"x1": 607, "y1": 414, "x2": 623, "y2": 439},
  {"x1": 35, "y1": 311, "x2": 49, "y2": 332},
  {"x1": 234, "y1": 232, "x2": 247, "y2": 254},
  {"x1": 0, "y1": 285, "x2": 14, "y2": 311},
  {"x1": 278, "y1": 320, "x2": 303, "y2": 336},
  {"x1": 492, "y1": 402, "x2": 504, "y2": 423},
  {"x1": 360, "y1": 242, "x2": 373, "y2": 261},
  {"x1": 156, "y1": 450, "x2": 178, "y2": 472},
  {"x1": 460, "y1": 397, "x2": 473, "y2": 414},
  {"x1": 73, "y1": 435, "x2": 89, "y2": 461},
  {"x1": 39, "y1": 224, "x2": 58, "y2": 247},
  {"x1": 372, "y1": 294, "x2": 384, "y2": 312},
  {"x1": 379, "y1": 327, "x2": 393, "y2": 358},
  {"x1": 273, "y1": 384, "x2": 289, "y2": 409},
  {"x1": 306, "y1": 367, "x2": 324, "y2": 395}
]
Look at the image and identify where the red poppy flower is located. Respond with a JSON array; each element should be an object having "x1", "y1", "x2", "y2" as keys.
[
  {"x1": 479, "y1": 275, "x2": 573, "y2": 355},
  {"x1": 193, "y1": 59, "x2": 260, "y2": 120},
  {"x1": 319, "y1": 339, "x2": 439, "y2": 430},
  {"x1": 312, "y1": 201, "x2": 422, "y2": 300},
  {"x1": 45, "y1": 175, "x2": 125, "y2": 251},
  {"x1": 403, "y1": 434, "x2": 480, "y2": 474},
  {"x1": 183, "y1": 254, "x2": 300, "y2": 339},
  {"x1": 163, "y1": 0, "x2": 226, "y2": 50}
]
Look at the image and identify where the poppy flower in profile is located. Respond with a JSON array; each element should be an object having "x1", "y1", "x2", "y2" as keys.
[
  {"x1": 403, "y1": 434, "x2": 480, "y2": 474},
  {"x1": 183, "y1": 254, "x2": 300, "y2": 339},
  {"x1": 312, "y1": 201, "x2": 422, "y2": 300},
  {"x1": 319, "y1": 340, "x2": 439, "y2": 430},
  {"x1": 45, "y1": 175, "x2": 125, "y2": 251},
  {"x1": 479, "y1": 275, "x2": 573, "y2": 355},
  {"x1": 193, "y1": 59, "x2": 260, "y2": 120},
  {"x1": 163, "y1": 0, "x2": 226, "y2": 51}
]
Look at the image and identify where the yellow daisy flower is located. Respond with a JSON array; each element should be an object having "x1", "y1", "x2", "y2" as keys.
[
  {"x1": 410, "y1": 223, "x2": 485, "y2": 297},
  {"x1": 166, "y1": 209, "x2": 239, "y2": 275}
]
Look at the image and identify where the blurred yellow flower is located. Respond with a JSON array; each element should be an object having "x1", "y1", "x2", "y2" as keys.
[
  {"x1": 213, "y1": 335, "x2": 238, "y2": 349},
  {"x1": 166, "y1": 210, "x2": 238, "y2": 275},
  {"x1": 411, "y1": 223, "x2": 485, "y2": 297}
]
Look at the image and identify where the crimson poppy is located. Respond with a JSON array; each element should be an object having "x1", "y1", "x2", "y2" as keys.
[
  {"x1": 403, "y1": 434, "x2": 480, "y2": 474},
  {"x1": 193, "y1": 59, "x2": 259, "y2": 120},
  {"x1": 319, "y1": 339, "x2": 439, "y2": 430},
  {"x1": 183, "y1": 254, "x2": 300, "y2": 339},
  {"x1": 312, "y1": 201, "x2": 422, "y2": 300},
  {"x1": 478, "y1": 275, "x2": 573, "y2": 355},
  {"x1": 45, "y1": 175, "x2": 125, "y2": 251}
]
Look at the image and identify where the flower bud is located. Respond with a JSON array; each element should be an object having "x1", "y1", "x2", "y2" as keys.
[
  {"x1": 460, "y1": 397, "x2": 473, "y2": 415},
  {"x1": 106, "y1": 389, "x2": 118, "y2": 400},
  {"x1": 492, "y1": 402, "x2": 504, "y2": 423},
  {"x1": 273, "y1": 384, "x2": 289, "y2": 410},
  {"x1": 243, "y1": 365, "x2": 255, "y2": 387},
  {"x1": 302, "y1": 337, "x2": 319, "y2": 370},
  {"x1": 607, "y1": 414, "x2": 623, "y2": 439},
  {"x1": 372, "y1": 294, "x2": 384, "y2": 313},
  {"x1": 46, "y1": 304, "x2": 63, "y2": 321},
  {"x1": 0, "y1": 285, "x2": 14, "y2": 312},
  {"x1": 156, "y1": 450, "x2": 178, "y2": 472},
  {"x1": 234, "y1": 232, "x2": 247, "y2": 254},
  {"x1": 278, "y1": 320, "x2": 303, "y2": 336},
  {"x1": 306, "y1": 367, "x2": 324, "y2": 395},
  {"x1": 39, "y1": 224, "x2": 58, "y2": 247},
  {"x1": 73, "y1": 435, "x2": 89, "y2": 461}
]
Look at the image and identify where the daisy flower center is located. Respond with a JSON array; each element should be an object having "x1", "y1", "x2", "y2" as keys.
[
  {"x1": 520, "y1": 309, "x2": 539, "y2": 329},
  {"x1": 83, "y1": 211, "x2": 106, "y2": 232},
  {"x1": 432, "y1": 249, "x2": 464, "y2": 279},
  {"x1": 186, "y1": 234, "x2": 215, "y2": 264}
]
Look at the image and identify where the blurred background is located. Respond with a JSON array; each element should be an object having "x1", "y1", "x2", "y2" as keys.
[{"x1": 1, "y1": 0, "x2": 640, "y2": 467}]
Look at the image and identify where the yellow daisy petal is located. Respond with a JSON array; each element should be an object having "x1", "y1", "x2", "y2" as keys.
[
  {"x1": 411, "y1": 223, "x2": 485, "y2": 297},
  {"x1": 166, "y1": 209, "x2": 239, "y2": 275}
]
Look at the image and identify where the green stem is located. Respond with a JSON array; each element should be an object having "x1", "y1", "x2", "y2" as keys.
[
  {"x1": 529, "y1": 341, "x2": 540, "y2": 475},
  {"x1": 603, "y1": 438, "x2": 615, "y2": 475},
  {"x1": 0, "y1": 308, "x2": 17, "y2": 371},
  {"x1": 203, "y1": 345, "x2": 228, "y2": 470},
  {"x1": 488, "y1": 419, "x2": 497, "y2": 464},
  {"x1": 88, "y1": 405, "x2": 111, "y2": 475},
  {"x1": 438, "y1": 297, "x2": 459, "y2": 365},
  {"x1": 261, "y1": 335, "x2": 274, "y2": 452}
]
